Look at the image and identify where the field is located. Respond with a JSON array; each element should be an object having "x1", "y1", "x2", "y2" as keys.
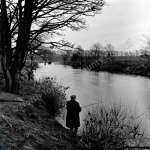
[{"x1": 114, "y1": 56, "x2": 146, "y2": 62}]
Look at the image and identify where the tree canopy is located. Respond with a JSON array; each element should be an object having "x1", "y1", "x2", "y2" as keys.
[
  {"x1": 0, "y1": 0, "x2": 106, "y2": 93},
  {"x1": 5, "y1": 0, "x2": 106, "y2": 51}
]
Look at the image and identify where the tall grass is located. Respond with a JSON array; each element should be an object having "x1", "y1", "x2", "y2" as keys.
[{"x1": 81, "y1": 102, "x2": 150, "y2": 150}]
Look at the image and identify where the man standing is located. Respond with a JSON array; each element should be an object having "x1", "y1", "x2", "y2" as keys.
[{"x1": 66, "y1": 95, "x2": 82, "y2": 134}]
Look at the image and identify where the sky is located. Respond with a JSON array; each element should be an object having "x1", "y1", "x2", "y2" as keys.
[{"x1": 60, "y1": 0, "x2": 150, "y2": 51}]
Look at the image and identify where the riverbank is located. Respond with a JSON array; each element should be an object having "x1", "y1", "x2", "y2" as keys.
[
  {"x1": 64, "y1": 56, "x2": 150, "y2": 78},
  {"x1": 0, "y1": 95, "x2": 87, "y2": 150},
  {"x1": 0, "y1": 72, "x2": 86, "y2": 150},
  {"x1": 91, "y1": 61, "x2": 150, "y2": 78}
]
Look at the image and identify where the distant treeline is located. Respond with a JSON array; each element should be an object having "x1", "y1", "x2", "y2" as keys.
[{"x1": 65, "y1": 53, "x2": 150, "y2": 77}]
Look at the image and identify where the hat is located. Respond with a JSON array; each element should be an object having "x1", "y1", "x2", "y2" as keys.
[{"x1": 70, "y1": 95, "x2": 76, "y2": 98}]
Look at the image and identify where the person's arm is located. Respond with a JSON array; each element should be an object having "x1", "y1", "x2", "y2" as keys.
[{"x1": 78, "y1": 103, "x2": 82, "y2": 112}]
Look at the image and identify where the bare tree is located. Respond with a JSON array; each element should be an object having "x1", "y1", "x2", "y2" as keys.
[
  {"x1": 105, "y1": 43, "x2": 115, "y2": 51},
  {"x1": 90, "y1": 42, "x2": 104, "y2": 60},
  {"x1": 140, "y1": 35, "x2": 150, "y2": 63},
  {"x1": 0, "y1": 0, "x2": 106, "y2": 94},
  {"x1": 104, "y1": 43, "x2": 116, "y2": 62}
]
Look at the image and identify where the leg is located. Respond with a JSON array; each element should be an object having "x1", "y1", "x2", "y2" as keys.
[
  {"x1": 74, "y1": 127, "x2": 78, "y2": 135},
  {"x1": 69, "y1": 127, "x2": 73, "y2": 131}
]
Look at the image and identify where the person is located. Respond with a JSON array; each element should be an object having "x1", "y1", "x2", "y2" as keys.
[{"x1": 66, "y1": 95, "x2": 82, "y2": 134}]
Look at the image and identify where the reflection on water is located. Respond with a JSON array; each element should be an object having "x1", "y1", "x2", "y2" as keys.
[{"x1": 35, "y1": 62, "x2": 150, "y2": 130}]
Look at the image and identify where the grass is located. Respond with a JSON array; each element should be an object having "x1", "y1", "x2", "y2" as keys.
[
  {"x1": 81, "y1": 102, "x2": 150, "y2": 150},
  {"x1": 0, "y1": 99, "x2": 87, "y2": 150}
]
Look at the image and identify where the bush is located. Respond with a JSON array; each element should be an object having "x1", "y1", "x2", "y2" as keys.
[
  {"x1": 19, "y1": 77, "x2": 67, "y2": 118},
  {"x1": 81, "y1": 102, "x2": 150, "y2": 150},
  {"x1": 40, "y1": 77, "x2": 66, "y2": 117},
  {"x1": 32, "y1": 61, "x2": 39, "y2": 69},
  {"x1": 71, "y1": 53, "x2": 80, "y2": 62}
]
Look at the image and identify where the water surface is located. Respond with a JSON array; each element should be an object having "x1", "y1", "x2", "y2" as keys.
[{"x1": 34, "y1": 63, "x2": 150, "y2": 129}]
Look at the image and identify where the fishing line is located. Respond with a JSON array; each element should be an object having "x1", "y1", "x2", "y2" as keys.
[{"x1": 81, "y1": 101, "x2": 107, "y2": 109}]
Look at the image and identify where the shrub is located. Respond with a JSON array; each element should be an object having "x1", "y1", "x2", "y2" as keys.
[
  {"x1": 71, "y1": 53, "x2": 80, "y2": 62},
  {"x1": 19, "y1": 77, "x2": 67, "y2": 118},
  {"x1": 81, "y1": 102, "x2": 150, "y2": 150},
  {"x1": 40, "y1": 77, "x2": 66, "y2": 117},
  {"x1": 32, "y1": 61, "x2": 39, "y2": 69}
]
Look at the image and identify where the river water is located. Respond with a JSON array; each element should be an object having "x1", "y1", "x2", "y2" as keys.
[{"x1": 34, "y1": 62, "x2": 150, "y2": 130}]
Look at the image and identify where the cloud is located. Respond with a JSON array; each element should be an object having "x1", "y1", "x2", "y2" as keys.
[{"x1": 60, "y1": 0, "x2": 150, "y2": 50}]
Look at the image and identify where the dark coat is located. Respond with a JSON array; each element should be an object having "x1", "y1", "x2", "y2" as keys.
[{"x1": 66, "y1": 100, "x2": 82, "y2": 128}]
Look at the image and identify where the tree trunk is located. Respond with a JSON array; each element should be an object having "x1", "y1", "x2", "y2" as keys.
[
  {"x1": 0, "y1": 0, "x2": 33, "y2": 94},
  {"x1": 11, "y1": 70, "x2": 21, "y2": 95},
  {"x1": 10, "y1": 56, "x2": 22, "y2": 94},
  {"x1": 1, "y1": 0, "x2": 14, "y2": 93},
  {"x1": 1, "y1": 54, "x2": 22, "y2": 94},
  {"x1": 1, "y1": 55, "x2": 12, "y2": 92},
  {"x1": 1, "y1": 56, "x2": 22, "y2": 94}
]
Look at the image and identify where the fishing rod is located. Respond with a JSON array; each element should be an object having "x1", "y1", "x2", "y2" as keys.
[
  {"x1": 81, "y1": 103, "x2": 99, "y2": 108},
  {"x1": 81, "y1": 101, "x2": 106, "y2": 108}
]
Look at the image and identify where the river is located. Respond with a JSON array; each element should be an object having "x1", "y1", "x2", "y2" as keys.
[{"x1": 34, "y1": 62, "x2": 150, "y2": 131}]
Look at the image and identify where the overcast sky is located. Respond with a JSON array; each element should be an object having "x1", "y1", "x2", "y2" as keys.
[{"x1": 61, "y1": 0, "x2": 150, "y2": 51}]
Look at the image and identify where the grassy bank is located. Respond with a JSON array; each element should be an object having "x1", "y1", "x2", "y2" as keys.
[
  {"x1": 0, "y1": 97, "x2": 88, "y2": 150},
  {"x1": 0, "y1": 71, "x2": 87, "y2": 150}
]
